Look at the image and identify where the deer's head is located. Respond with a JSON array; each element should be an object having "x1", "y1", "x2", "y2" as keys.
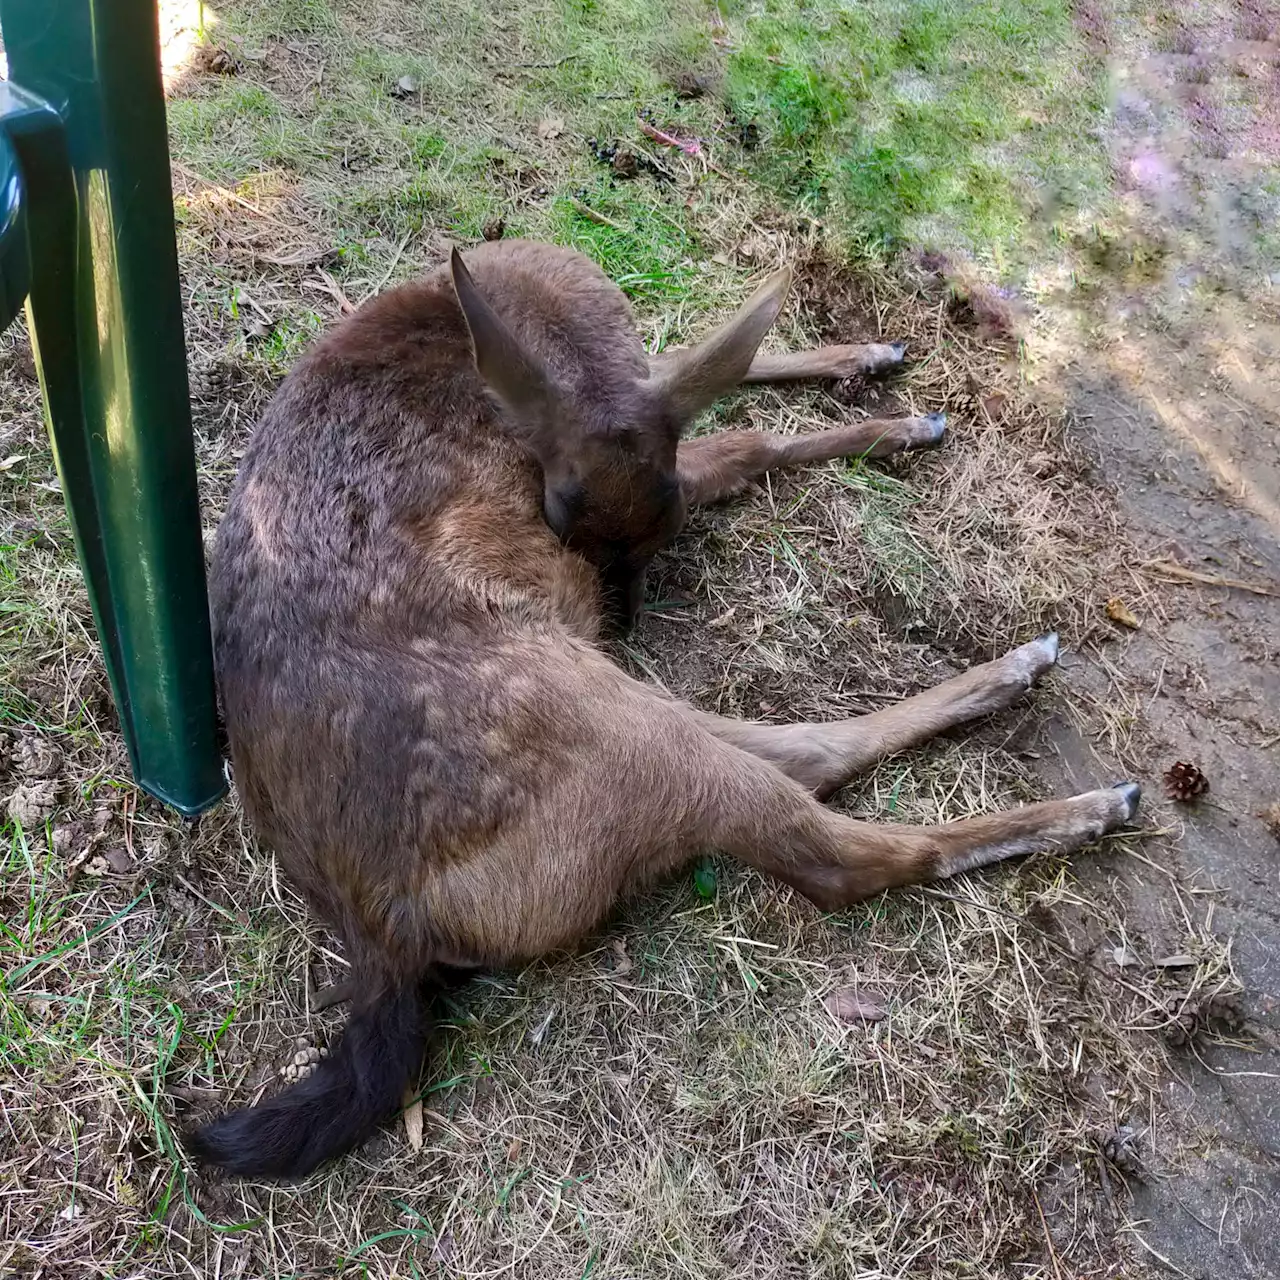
[{"x1": 450, "y1": 248, "x2": 791, "y2": 629}]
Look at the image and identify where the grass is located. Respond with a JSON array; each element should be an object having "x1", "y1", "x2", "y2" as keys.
[
  {"x1": 720, "y1": 0, "x2": 1109, "y2": 257},
  {"x1": 2, "y1": 0, "x2": 1253, "y2": 1277}
]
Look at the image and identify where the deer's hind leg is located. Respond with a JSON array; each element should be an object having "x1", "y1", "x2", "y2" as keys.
[
  {"x1": 676, "y1": 412, "x2": 946, "y2": 505},
  {"x1": 687, "y1": 633, "x2": 1063, "y2": 799},
  {"x1": 411, "y1": 649, "x2": 1139, "y2": 957}
]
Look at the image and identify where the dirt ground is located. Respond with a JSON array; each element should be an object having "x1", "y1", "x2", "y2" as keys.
[
  {"x1": 1, "y1": 3, "x2": 1278, "y2": 1278},
  {"x1": 1023, "y1": 9, "x2": 1280, "y2": 1274}
]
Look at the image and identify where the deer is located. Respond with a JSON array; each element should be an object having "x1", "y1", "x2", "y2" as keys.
[{"x1": 186, "y1": 239, "x2": 1141, "y2": 1179}]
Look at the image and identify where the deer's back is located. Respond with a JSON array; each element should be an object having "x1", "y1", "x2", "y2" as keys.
[{"x1": 210, "y1": 243, "x2": 623, "y2": 949}]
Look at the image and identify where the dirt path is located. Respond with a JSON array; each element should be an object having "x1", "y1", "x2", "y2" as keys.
[
  {"x1": 1058, "y1": 361, "x2": 1280, "y2": 1278},
  {"x1": 1029, "y1": 10, "x2": 1280, "y2": 1272}
]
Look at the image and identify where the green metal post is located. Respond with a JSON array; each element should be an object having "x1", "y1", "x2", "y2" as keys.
[{"x1": 0, "y1": 0, "x2": 226, "y2": 814}]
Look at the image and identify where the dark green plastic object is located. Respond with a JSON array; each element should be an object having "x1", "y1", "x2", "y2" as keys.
[{"x1": 0, "y1": 0, "x2": 226, "y2": 815}]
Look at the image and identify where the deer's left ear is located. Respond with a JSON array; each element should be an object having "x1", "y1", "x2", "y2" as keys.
[{"x1": 450, "y1": 248, "x2": 553, "y2": 420}]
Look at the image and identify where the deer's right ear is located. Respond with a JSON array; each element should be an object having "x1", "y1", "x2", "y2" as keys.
[
  {"x1": 651, "y1": 266, "x2": 792, "y2": 423},
  {"x1": 450, "y1": 249, "x2": 551, "y2": 419}
]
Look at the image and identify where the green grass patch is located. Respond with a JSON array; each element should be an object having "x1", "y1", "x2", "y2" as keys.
[
  {"x1": 723, "y1": 0, "x2": 1109, "y2": 262},
  {"x1": 174, "y1": 0, "x2": 1110, "y2": 294}
]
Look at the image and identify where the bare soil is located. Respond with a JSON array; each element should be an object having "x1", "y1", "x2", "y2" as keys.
[{"x1": 1023, "y1": 7, "x2": 1280, "y2": 1273}]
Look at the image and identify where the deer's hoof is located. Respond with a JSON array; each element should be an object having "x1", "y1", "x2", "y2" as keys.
[
  {"x1": 1110, "y1": 782, "x2": 1142, "y2": 821},
  {"x1": 1011, "y1": 631, "x2": 1059, "y2": 684},
  {"x1": 922, "y1": 411, "x2": 946, "y2": 440}
]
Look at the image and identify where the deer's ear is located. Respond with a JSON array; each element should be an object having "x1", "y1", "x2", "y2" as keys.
[
  {"x1": 652, "y1": 266, "x2": 792, "y2": 423},
  {"x1": 450, "y1": 248, "x2": 551, "y2": 419}
]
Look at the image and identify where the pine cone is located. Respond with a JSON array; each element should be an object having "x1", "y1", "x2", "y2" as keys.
[
  {"x1": 1260, "y1": 803, "x2": 1280, "y2": 840},
  {"x1": 1203, "y1": 992, "x2": 1246, "y2": 1035},
  {"x1": 1162, "y1": 990, "x2": 1245, "y2": 1046},
  {"x1": 1163, "y1": 761, "x2": 1208, "y2": 802},
  {"x1": 1100, "y1": 1125, "x2": 1144, "y2": 1178}
]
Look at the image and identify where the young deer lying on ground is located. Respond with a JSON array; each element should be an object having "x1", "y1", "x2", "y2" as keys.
[{"x1": 189, "y1": 240, "x2": 1140, "y2": 1178}]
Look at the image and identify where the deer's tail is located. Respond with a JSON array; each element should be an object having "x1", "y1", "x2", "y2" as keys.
[{"x1": 185, "y1": 979, "x2": 428, "y2": 1179}]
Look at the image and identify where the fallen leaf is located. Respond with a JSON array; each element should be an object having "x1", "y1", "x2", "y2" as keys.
[
  {"x1": 391, "y1": 74, "x2": 420, "y2": 97},
  {"x1": 1112, "y1": 945, "x2": 1138, "y2": 968},
  {"x1": 537, "y1": 116, "x2": 564, "y2": 140},
  {"x1": 0, "y1": 454, "x2": 26, "y2": 471},
  {"x1": 430, "y1": 1230, "x2": 455, "y2": 1265},
  {"x1": 824, "y1": 986, "x2": 886, "y2": 1023},
  {"x1": 402, "y1": 1088, "x2": 424, "y2": 1152},
  {"x1": 16, "y1": 733, "x2": 62, "y2": 778},
  {"x1": 1105, "y1": 597, "x2": 1141, "y2": 629},
  {"x1": 506, "y1": 1137, "x2": 522, "y2": 1162},
  {"x1": 191, "y1": 43, "x2": 238, "y2": 76},
  {"x1": 7, "y1": 779, "x2": 59, "y2": 828},
  {"x1": 979, "y1": 391, "x2": 1008, "y2": 421},
  {"x1": 1260, "y1": 803, "x2": 1280, "y2": 839},
  {"x1": 1155, "y1": 953, "x2": 1196, "y2": 968},
  {"x1": 608, "y1": 936, "x2": 632, "y2": 976},
  {"x1": 102, "y1": 847, "x2": 134, "y2": 875},
  {"x1": 529, "y1": 1005, "x2": 556, "y2": 1045}
]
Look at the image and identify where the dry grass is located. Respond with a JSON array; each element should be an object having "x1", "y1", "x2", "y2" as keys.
[{"x1": 0, "y1": 2, "x2": 1237, "y2": 1277}]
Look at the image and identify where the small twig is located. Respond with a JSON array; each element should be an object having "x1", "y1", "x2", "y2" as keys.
[
  {"x1": 1141, "y1": 559, "x2": 1278, "y2": 597},
  {"x1": 638, "y1": 117, "x2": 702, "y2": 156},
  {"x1": 512, "y1": 54, "x2": 580, "y2": 68},
  {"x1": 121, "y1": 790, "x2": 135, "y2": 863},
  {"x1": 1125, "y1": 1229, "x2": 1195, "y2": 1278},
  {"x1": 567, "y1": 197, "x2": 624, "y2": 230},
  {"x1": 1095, "y1": 1152, "x2": 1117, "y2": 1227},
  {"x1": 169, "y1": 159, "x2": 294, "y2": 229},
  {"x1": 305, "y1": 268, "x2": 356, "y2": 315},
  {"x1": 365, "y1": 231, "x2": 413, "y2": 300},
  {"x1": 1031, "y1": 1188, "x2": 1065, "y2": 1280}
]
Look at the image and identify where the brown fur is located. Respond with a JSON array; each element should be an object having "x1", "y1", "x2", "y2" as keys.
[{"x1": 192, "y1": 240, "x2": 1139, "y2": 1177}]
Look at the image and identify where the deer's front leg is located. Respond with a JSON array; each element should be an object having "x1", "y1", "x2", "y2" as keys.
[
  {"x1": 743, "y1": 343, "x2": 907, "y2": 383},
  {"x1": 649, "y1": 342, "x2": 909, "y2": 387},
  {"x1": 676, "y1": 413, "x2": 946, "y2": 505}
]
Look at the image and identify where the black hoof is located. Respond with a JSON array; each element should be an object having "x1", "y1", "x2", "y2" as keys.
[{"x1": 1111, "y1": 782, "x2": 1142, "y2": 820}]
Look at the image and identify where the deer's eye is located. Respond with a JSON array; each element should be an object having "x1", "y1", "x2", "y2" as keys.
[{"x1": 543, "y1": 481, "x2": 584, "y2": 542}]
